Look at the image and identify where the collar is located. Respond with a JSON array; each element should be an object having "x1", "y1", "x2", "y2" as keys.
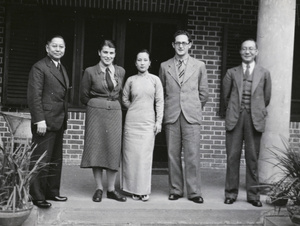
[
  {"x1": 175, "y1": 55, "x2": 189, "y2": 65},
  {"x1": 99, "y1": 62, "x2": 114, "y2": 74},
  {"x1": 242, "y1": 61, "x2": 255, "y2": 71},
  {"x1": 47, "y1": 55, "x2": 60, "y2": 67}
]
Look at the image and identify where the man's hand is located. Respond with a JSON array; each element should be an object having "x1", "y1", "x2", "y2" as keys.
[{"x1": 36, "y1": 121, "x2": 47, "y2": 136}]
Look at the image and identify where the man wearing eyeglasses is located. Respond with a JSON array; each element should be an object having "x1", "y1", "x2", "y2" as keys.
[
  {"x1": 222, "y1": 39, "x2": 272, "y2": 207},
  {"x1": 159, "y1": 30, "x2": 208, "y2": 204}
]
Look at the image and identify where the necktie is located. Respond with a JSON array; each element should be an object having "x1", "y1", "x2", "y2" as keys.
[
  {"x1": 244, "y1": 64, "x2": 250, "y2": 80},
  {"x1": 106, "y1": 67, "x2": 114, "y2": 91},
  {"x1": 57, "y1": 62, "x2": 61, "y2": 71},
  {"x1": 178, "y1": 59, "x2": 185, "y2": 85}
]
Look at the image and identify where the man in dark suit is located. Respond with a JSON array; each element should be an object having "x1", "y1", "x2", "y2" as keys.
[
  {"x1": 223, "y1": 39, "x2": 272, "y2": 207},
  {"x1": 27, "y1": 35, "x2": 69, "y2": 208},
  {"x1": 159, "y1": 30, "x2": 208, "y2": 204}
]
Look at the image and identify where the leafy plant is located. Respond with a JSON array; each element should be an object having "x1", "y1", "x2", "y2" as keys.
[
  {"x1": 265, "y1": 136, "x2": 300, "y2": 206},
  {"x1": 0, "y1": 142, "x2": 47, "y2": 212}
]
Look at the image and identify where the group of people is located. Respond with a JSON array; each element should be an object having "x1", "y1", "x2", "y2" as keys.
[{"x1": 27, "y1": 29, "x2": 271, "y2": 209}]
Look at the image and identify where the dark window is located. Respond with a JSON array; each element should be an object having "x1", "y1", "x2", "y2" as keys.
[
  {"x1": 3, "y1": 5, "x2": 40, "y2": 107},
  {"x1": 124, "y1": 18, "x2": 178, "y2": 79},
  {"x1": 3, "y1": 5, "x2": 183, "y2": 112}
]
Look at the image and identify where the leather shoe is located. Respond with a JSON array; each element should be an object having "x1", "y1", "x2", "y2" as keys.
[
  {"x1": 168, "y1": 194, "x2": 182, "y2": 200},
  {"x1": 92, "y1": 189, "x2": 103, "y2": 202},
  {"x1": 248, "y1": 200, "x2": 263, "y2": 207},
  {"x1": 107, "y1": 190, "x2": 127, "y2": 202},
  {"x1": 32, "y1": 200, "x2": 51, "y2": 208},
  {"x1": 189, "y1": 196, "x2": 204, "y2": 204},
  {"x1": 47, "y1": 196, "x2": 68, "y2": 202},
  {"x1": 224, "y1": 198, "x2": 235, "y2": 204}
]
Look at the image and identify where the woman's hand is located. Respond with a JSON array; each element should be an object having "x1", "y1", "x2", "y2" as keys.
[{"x1": 154, "y1": 122, "x2": 161, "y2": 135}]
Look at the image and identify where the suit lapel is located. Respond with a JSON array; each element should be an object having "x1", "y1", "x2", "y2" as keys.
[
  {"x1": 167, "y1": 58, "x2": 180, "y2": 85},
  {"x1": 113, "y1": 65, "x2": 121, "y2": 88},
  {"x1": 61, "y1": 65, "x2": 69, "y2": 88},
  {"x1": 182, "y1": 57, "x2": 195, "y2": 84},
  {"x1": 46, "y1": 57, "x2": 67, "y2": 88},
  {"x1": 251, "y1": 65, "x2": 261, "y2": 94},
  {"x1": 233, "y1": 65, "x2": 244, "y2": 105}
]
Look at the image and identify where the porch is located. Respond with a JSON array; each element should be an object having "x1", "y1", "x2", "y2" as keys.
[{"x1": 23, "y1": 166, "x2": 291, "y2": 226}]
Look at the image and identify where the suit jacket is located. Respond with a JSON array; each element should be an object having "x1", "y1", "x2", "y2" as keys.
[
  {"x1": 27, "y1": 56, "x2": 70, "y2": 131},
  {"x1": 222, "y1": 64, "x2": 272, "y2": 132},
  {"x1": 80, "y1": 63, "x2": 125, "y2": 108},
  {"x1": 159, "y1": 56, "x2": 208, "y2": 124}
]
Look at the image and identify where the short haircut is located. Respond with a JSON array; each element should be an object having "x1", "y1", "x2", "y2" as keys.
[
  {"x1": 47, "y1": 35, "x2": 65, "y2": 45},
  {"x1": 241, "y1": 38, "x2": 258, "y2": 49},
  {"x1": 98, "y1": 40, "x2": 116, "y2": 52},
  {"x1": 173, "y1": 30, "x2": 191, "y2": 43}
]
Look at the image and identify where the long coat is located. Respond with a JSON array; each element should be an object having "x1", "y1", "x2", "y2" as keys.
[
  {"x1": 222, "y1": 64, "x2": 272, "y2": 132},
  {"x1": 159, "y1": 56, "x2": 208, "y2": 124},
  {"x1": 27, "y1": 56, "x2": 70, "y2": 131}
]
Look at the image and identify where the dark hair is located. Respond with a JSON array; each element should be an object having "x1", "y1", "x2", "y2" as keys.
[
  {"x1": 98, "y1": 40, "x2": 116, "y2": 52},
  {"x1": 136, "y1": 49, "x2": 151, "y2": 61},
  {"x1": 173, "y1": 30, "x2": 191, "y2": 43},
  {"x1": 47, "y1": 35, "x2": 65, "y2": 45},
  {"x1": 241, "y1": 38, "x2": 258, "y2": 49}
]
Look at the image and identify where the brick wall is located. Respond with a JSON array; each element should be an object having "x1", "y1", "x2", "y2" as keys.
[{"x1": 0, "y1": 0, "x2": 299, "y2": 168}]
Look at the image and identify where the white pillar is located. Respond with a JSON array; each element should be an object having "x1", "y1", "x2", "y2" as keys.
[{"x1": 257, "y1": 0, "x2": 296, "y2": 183}]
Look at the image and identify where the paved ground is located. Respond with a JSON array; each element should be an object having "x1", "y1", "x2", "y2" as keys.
[{"x1": 23, "y1": 166, "x2": 292, "y2": 226}]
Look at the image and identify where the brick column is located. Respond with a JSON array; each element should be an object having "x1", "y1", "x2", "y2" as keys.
[{"x1": 257, "y1": 0, "x2": 296, "y2": 183}]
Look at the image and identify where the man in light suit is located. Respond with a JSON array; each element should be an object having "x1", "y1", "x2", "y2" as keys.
[
  {"x1": 223, "y1": 39, "x2": 272, "y2": 207},
  {"x1": 27, "y1": 35, "x2": 70, "y2": 208},
  {"x1": 159, "y1": 30, "x2": 208, "y2": 204}
]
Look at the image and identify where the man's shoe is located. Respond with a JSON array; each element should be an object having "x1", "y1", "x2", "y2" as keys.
[
  {"x1": 248, "y1": 200, "x2": 263, "y2": 207},
  {"x1": 107, "y1": 190, "x2": 127, "y2": 202},
  {"x1": 224, "y1": 198, "x2": 235, "y2": 204},
  {"x1": 168, "y1": 194, "x2": 182, "y2": 200},
  {"x1": 189, "y1": 196, "x2": 204, "y2": 204},
  {"x1": 92, "y1": 189, "x2": 103, "y2": 202},
  {"x1": 47, "y1": 196, "x2": 68, "y2": 202},
  {"x1": 32, "y1": 200, "x2": 51, "y2": 208}
]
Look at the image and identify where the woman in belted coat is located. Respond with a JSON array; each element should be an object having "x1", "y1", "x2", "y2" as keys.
[{"x1": 80, "y1": 40, "x2": 126, "y2": 202}]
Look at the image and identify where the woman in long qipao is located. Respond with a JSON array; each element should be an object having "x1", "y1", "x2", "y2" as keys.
[
  {"x1": 121, "y1": 49, "x2": 164, "y2": 201},
  {"x1": 80, "y1": 40, "x2": 126, "y2": 203}
]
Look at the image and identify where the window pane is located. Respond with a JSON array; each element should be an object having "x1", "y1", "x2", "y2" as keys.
[
  {"x1": 151, "y1": 23, "x2": 177, "y2": 75},
  {"x1": 124, "y1": 20, "x2": 151, "y2": 78},
  {"x1": 83, "y1": 16, "x2": 114, "y2": 69},
  {"x1": 3, "y1": 6, "x2": 39, "y2": 106}
]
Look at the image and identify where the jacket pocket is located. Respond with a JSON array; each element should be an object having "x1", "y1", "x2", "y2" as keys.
[{"x1": 43, "y1": 103, "x2": 52, "y2": 111}]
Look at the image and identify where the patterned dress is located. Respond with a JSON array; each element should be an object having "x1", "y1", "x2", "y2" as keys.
[{"x1": 121, "y1": 73, "x2": 164, "y2": 195}]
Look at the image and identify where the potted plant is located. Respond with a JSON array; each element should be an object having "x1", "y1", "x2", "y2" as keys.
[
  {"x1": 265, "y1": 136, "x2": 300, "y2": 225},
  {"x1": 0, "y1": 142, "x2": 47, "y2": 226},
  {"x1": 264, "y1": 178, "x2": 290, "y2": 207}
]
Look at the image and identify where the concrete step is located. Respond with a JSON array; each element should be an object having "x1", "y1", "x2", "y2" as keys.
[
  {"x1": 21, "y1": 166, "x2": 291, "y2": 226},
  {"x1": 25, "y1": 205, "x2": 276, "y2": 226}
]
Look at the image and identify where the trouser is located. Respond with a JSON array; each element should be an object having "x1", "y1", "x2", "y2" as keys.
[
  {"x1": 29, "y1": 125, "x2": 64, "y2": 200},
  {"x1": 165, "y1": 112, "x2": 202, "y2": 199},
  {"x1": 225, "y1": 109, "x2": 262, "y2": 201}
]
